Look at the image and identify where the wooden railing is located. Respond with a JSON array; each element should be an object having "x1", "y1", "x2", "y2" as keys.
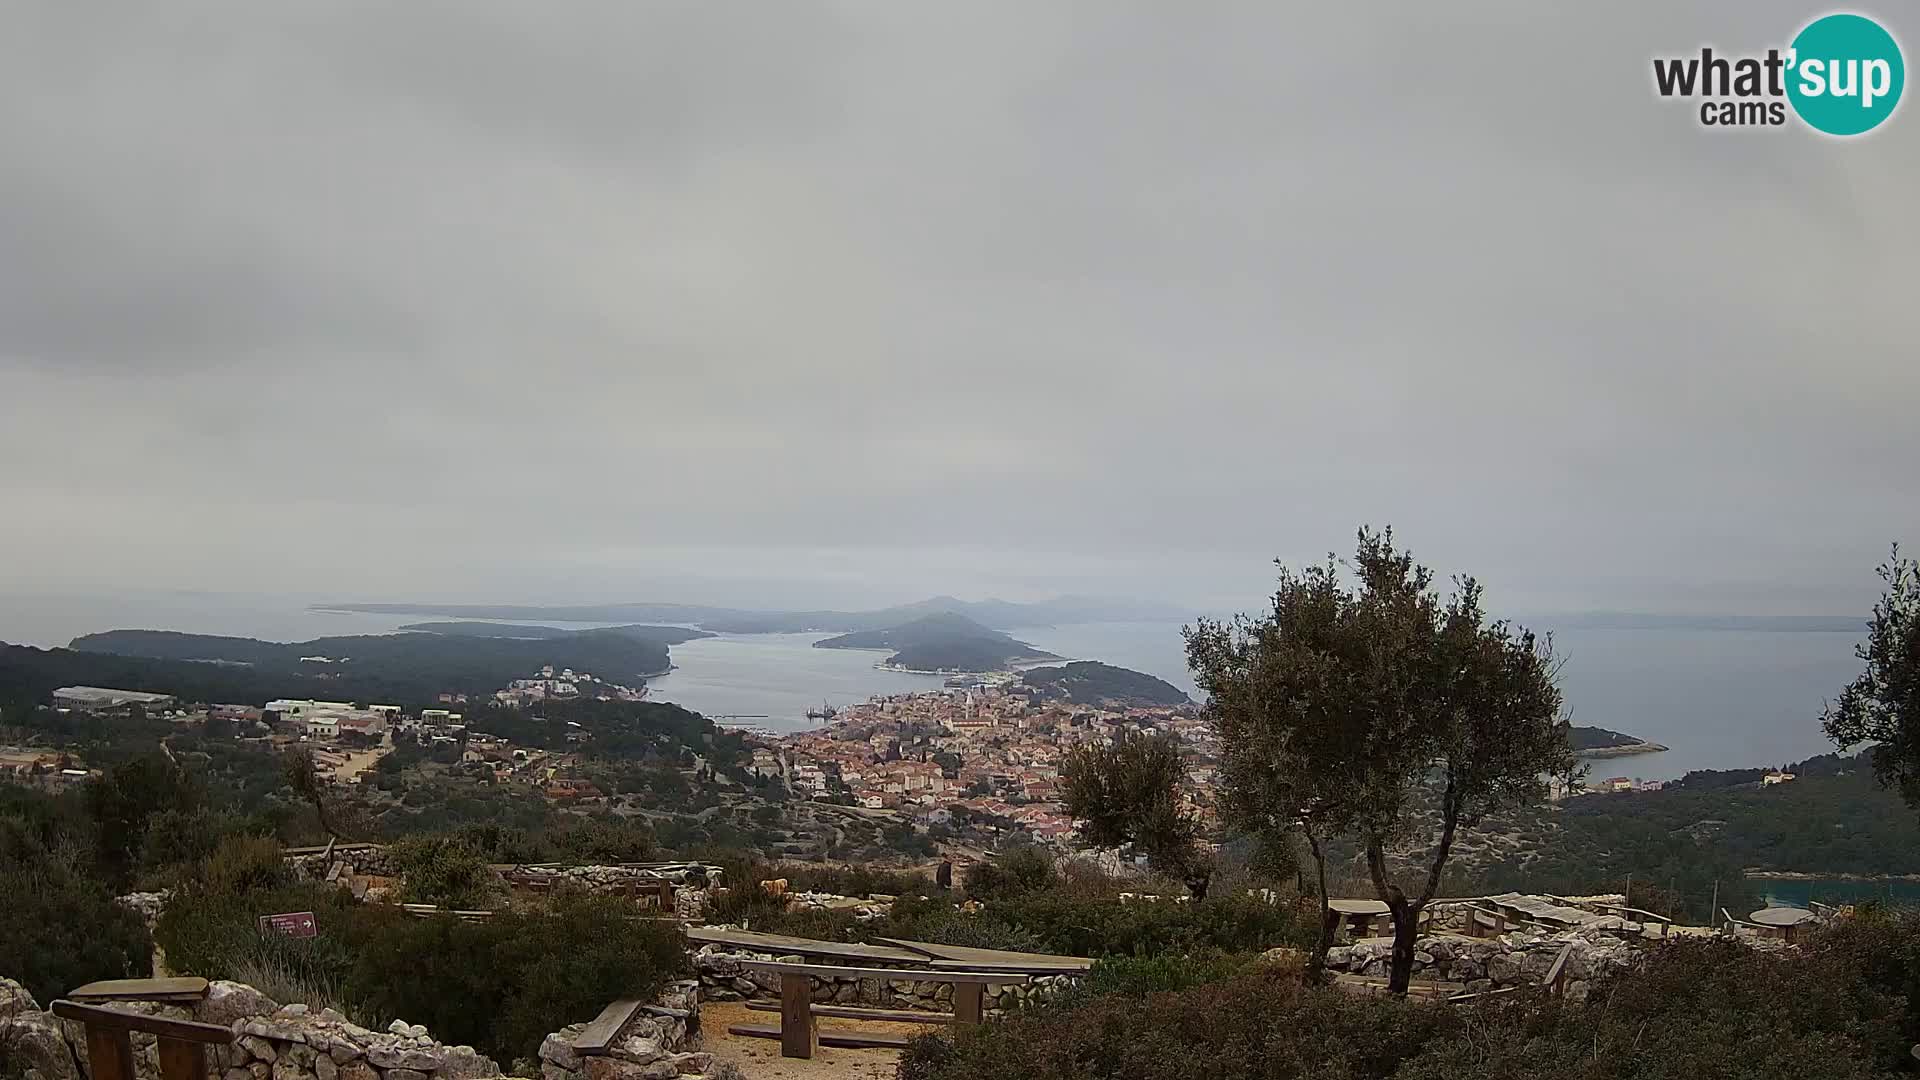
[{"x1": 50, "y1": 1000, "x2": 233, "y2": 1080}]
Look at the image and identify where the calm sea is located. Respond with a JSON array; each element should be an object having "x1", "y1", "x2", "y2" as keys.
[{"x1": 0, "y1": 593, "x2": 1868, "y2": 780}]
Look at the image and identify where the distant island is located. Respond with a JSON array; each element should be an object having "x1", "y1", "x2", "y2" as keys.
[
  {"x1": 398, "y1": 621, "x2": 712, "y2": 645},
  {"x1": 812, "y1": 612, "x2": 1060, "y2": 673},
  {"x1": 1569, "y1": 725, "x2": 1668, "y2": 757},
  {"x1": 316, "y1": 594, "x2": 1187, "y2": 634},
  {"x1": 1019, "y1": 661, "x2": 1191, "y2": 708},
  {"x1": 46, "y1": 627, "x2": 682, "y2": 704}
]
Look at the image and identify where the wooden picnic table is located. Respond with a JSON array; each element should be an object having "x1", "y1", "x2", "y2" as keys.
[
  {"x1": 726, "y1": 961, "x2": 1030, "y2": 1059},
  {"x1": 1748, "y1": 906, "x2": 1816, "y2": 942},
  {"x1": 1327, "y1": 899, "x2": 1390, "y2": 937}
]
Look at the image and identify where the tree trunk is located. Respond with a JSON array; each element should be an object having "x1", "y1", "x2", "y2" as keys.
[
  {"x1": 1364, "y1": 838, "x2": 1420, "y2": 996},
  {"x1": 1387, "y1": 901, "x2": 1422, "y2": 995},
  {"x1": 1306, "y1": 833, "x2": 1335, "y2": 980}
]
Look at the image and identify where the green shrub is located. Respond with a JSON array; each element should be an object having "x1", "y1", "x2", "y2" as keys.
[
  {"x1": 0, "y1": 825, "x2": 152, "y2": 1005},
  {"x1": 389, "y1": 834, "x2": 502, "y2": 909},
  {"x1": 346, "y1": 892, "x2": 688, "y2": 1062},
  {"x1": 1077, "y1": 952, "x2": 1252, "y2": 999},
  {"x1": 901, "y1": 930, "x2": 1920, "y2": 1080},
  {"x1": 153, "y1": 880, "x2": 389, "y2": 993},
  {"x1": 978, "y1": 890, "x2": 1309, "y2": 957},
  {"x1": 964, "y1": 848, "x2": 1058, "y2": 901},
  {"x1": 777, "y1": 864, "x2": 930, "y2": 897},
  {"x1": 198, "y1": 833, "x2": 292, "y2": 895}
]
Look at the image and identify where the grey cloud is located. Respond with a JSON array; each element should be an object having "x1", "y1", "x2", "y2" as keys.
[{"x1": 1, "y1": 1, "x2": 1916, "y2": 617}]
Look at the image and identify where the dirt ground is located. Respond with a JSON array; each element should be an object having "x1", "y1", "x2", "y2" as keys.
[{"x1": 696, "y1": 1001, "x2": 942, "y2": 1080}]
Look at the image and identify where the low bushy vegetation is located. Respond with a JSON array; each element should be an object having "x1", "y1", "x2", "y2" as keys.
[
  {"x1": 153, "y1": 836, "x2": 688, "y2": 1064},
  {"x1": 722, "y1": 850, "x2": 1312, "y2": 958},
  {"x1": 900, "y1": 912, "x2": 1920, "y2": 1080},
  {"x1": 0, "y1": 788, "x2": 153, "y2": 1005}
]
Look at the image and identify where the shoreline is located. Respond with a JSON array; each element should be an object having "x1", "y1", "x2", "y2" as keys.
[{"x1": 1744, "y1": 870, "x2": 1920, "y2": 882}]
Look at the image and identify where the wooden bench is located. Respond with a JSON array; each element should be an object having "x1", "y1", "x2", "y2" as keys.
[
  {"x1": 51, "y1": 1000, "x2": 232, "y2": 1080},
  {"x1": 724, "y1": 961, "x2": 1030, "y2": 1059},
  {"x1": 1543, "y1": 941, "x2": 1576, "y2": 997},
  {"x1": 571, "y1": 999, "x2": 647, "y2": 1055},
  {"x1": 1592, "y1": 903, "x2": 1672, "y2": 937}
]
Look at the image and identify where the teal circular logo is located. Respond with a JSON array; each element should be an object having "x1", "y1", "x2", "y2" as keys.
[{"x1": 1787, "y1": 14, "x2": 1905, "y2": 135}]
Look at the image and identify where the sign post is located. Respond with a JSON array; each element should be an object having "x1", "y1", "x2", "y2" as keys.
[{"x1": 257, "y1": 912, "x2": 318, "y2": 939}]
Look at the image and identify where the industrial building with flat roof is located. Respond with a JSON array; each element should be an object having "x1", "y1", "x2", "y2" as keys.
[{"x1": 52, "y1": 686, "x2": 178, "y2": 712}]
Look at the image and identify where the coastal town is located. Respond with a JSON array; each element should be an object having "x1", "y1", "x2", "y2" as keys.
[{"x1": 757, "y1": 681, "x2": 1216, "y2": 844}]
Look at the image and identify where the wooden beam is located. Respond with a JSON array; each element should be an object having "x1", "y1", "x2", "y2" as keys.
[
  {"x1": 50, "y1": 1002, "x2": 233, "y2": 1045},
  {"x1": 746, "y1": 1002, "x2": 954, "y2": 1025},
  {"x1": 727, "y1": 1024, "x2": 911, "y2": 1051},
  {"x1": 734, "y1": 960, "x2": 1029, "y2": 985},
  {"x1": 68, "y1": 978, "x2": 210, "y2": 1003},
  {"x1": 571, "y1": 999, "x2": 644, "y2": 1056},
  {"x1": 779, "y1": 972, "x2": 818, "y2": 1060}
]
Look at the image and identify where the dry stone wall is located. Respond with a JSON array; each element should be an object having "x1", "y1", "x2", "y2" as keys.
[
  {"x1": 692, "y1": 945, "x2": 1077, "y2": 1013},
  {"x1": 1324, "y1": 929, "x2": 1638, "y2": 1000},
  {"x1": 0, "y1": 978, "x2": 717, "y2": 1080}
]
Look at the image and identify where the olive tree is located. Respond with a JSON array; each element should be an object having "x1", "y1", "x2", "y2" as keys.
[
  {"x1": 1823, "y1": 544, "x2": 1920, "y2": 812},
  {"x1": 1187, "y1": 528, "x2": 1570, "y2": 994},
  {"x1": 1060, "y1": 730, "x2": 1213, "y2": 898}
]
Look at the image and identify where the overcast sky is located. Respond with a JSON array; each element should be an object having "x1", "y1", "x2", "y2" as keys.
[{"x1": 3, "y1": 2, "x2": 1916, "y2": 621}]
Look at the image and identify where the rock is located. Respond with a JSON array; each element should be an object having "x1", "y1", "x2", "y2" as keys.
[
  {"x1": 315, "y1": 1055, "x2": 337, "y2": 1080},
  {"x1": 1463, "y1": 979, "x2": 1494, "y2": 995},
  {"x1": 240, "y1": 1036, "x2": 279, "y2": 1063},
  {"x1": 338, "y1": 1063, "x2": 377, "y2": 1080},
  {"x1": 1414, "y1": 951, "x2": 1435, "y2": 966},
  {"x1": 327, "y1": 1042, "x2": 364, "y2": 1065},
  {"x1": 251, "y1": 1063, "x2": 272, "y2": 1080},
  {"x1": 434, "y1": 1045, "x2": 499, "y2": 1079},
  {"x1": 390, "y1": 1020, "x2": 414, "y2": 1036},
  {"x1": 270, "y1": 1057, "x2": 316, "y2": 1080},
  {"x1": 668, "y1": 1053, "x2": 712, "y2": 1076},
  {"x1": 1487, "y1": 952, "x2": 1523, "y2": 985},
  {"x1": 0, "y1": 978, "x2": 40, "y2": 1018},
  {"x1": 542, "y1": 1066, "x2": 578, "y2": 1080},
  {"x1": 1325, "y1": 946, "x2": 1352, "y2": 969},
  {"x1": 407, "y1": 1025, "x2": 428, "y2": 1040},
  {"x1": 386, "y1": 1070, "x2": 429, "y2": 1080},
  {"x1": 281, "y1": 1004, "x2": 309, "y2": 1017},
  {"x1": 728, "y1": 979, "x2": 755, "y2": 995},
  {"x1": 607, "y1": 1035, "x2": 663, "y2": 1066},
  {"x1": 1565, "y1": 979, "x2": 1591, "y2": 1003},
  {"x1": 200, "y1": 983, "x2": 279, "y2": 1028},
  {"x1": 586, "y1": 1057, "x2": 662, "y2": 1080},
  {"x1": 539, "y1": 1033, "x2": 584, "y2": 1072},
  {"x1": 0, "y1": 1013, "x2": 80, "y2": 1080},
  {"x1": 226, "y1": 1069, "x2": 254, "y2": 1080}
]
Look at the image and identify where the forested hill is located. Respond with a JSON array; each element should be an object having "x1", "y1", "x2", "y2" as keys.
[
  {"x1": 811, "y1": 613, "x2": 1058, "y2": 672},
  {"x1": 6, "y1": 627, "x2": 677, "y2": 707},
  {"x1": 1019, "y1": 661, "x2": 1191, "y2": 707}
]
